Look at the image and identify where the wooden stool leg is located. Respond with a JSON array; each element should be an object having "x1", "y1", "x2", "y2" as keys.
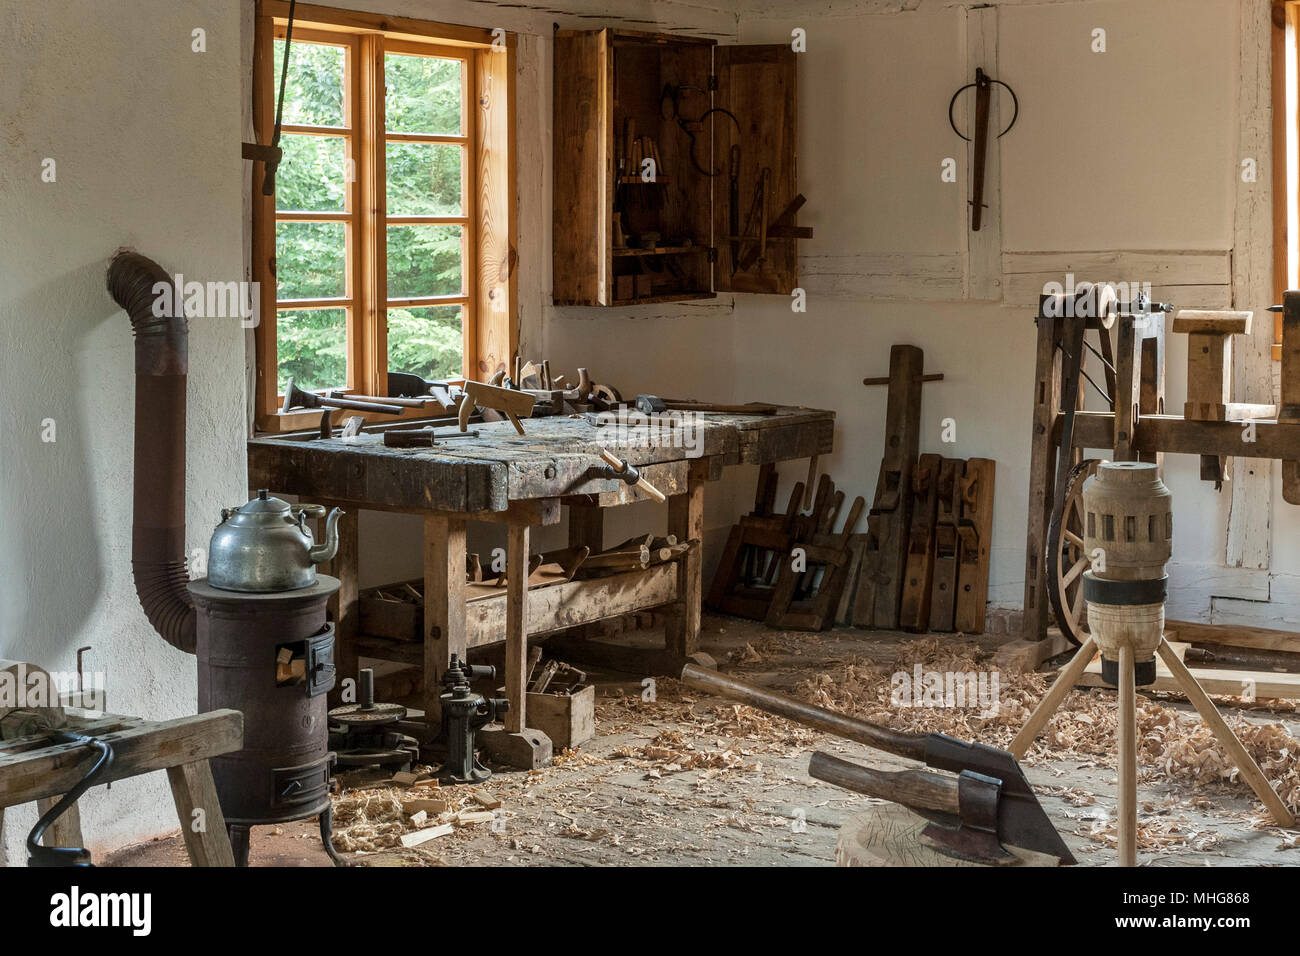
[
  {"x1": 1010, "y1": 638, "x2": 1097, "y2": 759},
  {"x1": 1157, "y1": 639, "x2": 1295, "y2": 826},
  {"x1": 1118, "y1": 644, "x2": 1137, "y2": 867},
  {"x1": 166, "y1": 760, "x2": 236, "y2": 867},
  {"x1": 35, "y1": 795, "x2": 85, "y2": 849}
]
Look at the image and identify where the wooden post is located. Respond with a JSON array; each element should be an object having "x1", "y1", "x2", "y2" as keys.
[
  {"x1": 665, "y1": 465, "x2": 705, "y2": 665},
  {"x1": 855, "y1": 344, "x2": 925, "y2": 629},
  {"x1": 319, "y1": 500, "x2": 359, "y2": 707},
  {"x1": 165, "y1": 760, "x2": 236, "y2": 867},
  {"x1": 424, "y1": 514, "x2": 467, "y2": 722},
  {"x1": 1117, "y1": 643, "x2": 1137, "y2": 867},
  {"x1": 1022, "y1": 312, "x2": 1061, "y2": 641},
  {"x1": 505, "y1": 522, "x2": 530, "y2": 732}
]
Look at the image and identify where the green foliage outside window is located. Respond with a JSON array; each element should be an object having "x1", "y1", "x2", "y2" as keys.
[{"x1": 273, "y1": 41, "x2": 466, "y2": 392}]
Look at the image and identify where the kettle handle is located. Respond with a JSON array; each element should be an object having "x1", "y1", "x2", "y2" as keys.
[{"x1": 293, "y1": 503, "x2": 327, "y2": 518}]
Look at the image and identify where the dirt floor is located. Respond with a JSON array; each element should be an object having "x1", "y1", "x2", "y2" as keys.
[{"x1": 106, "y1": 613, "x2": 1300, "y2": 868}]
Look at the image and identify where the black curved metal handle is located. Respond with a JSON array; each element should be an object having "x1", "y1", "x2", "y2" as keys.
[{"x1": 948, "y1": 69, "x2": 1019, "y2": 142}]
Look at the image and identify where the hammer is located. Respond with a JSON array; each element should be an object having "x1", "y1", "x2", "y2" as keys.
[{"x1": 282, "y1": 378, "x2": 404, "y2": 416}]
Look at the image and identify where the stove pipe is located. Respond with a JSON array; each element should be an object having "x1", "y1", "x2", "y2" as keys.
[{"x1": 107, "y1": 251, "x2": 196, "y2": 654}]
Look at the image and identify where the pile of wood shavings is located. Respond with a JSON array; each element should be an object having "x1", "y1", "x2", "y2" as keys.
[
  {"x1": 612, "y1": 729, "x2": 759, "y2": 773},
  {"x1": 330, "y1": 784, "x2": 501, "y2": 853}
]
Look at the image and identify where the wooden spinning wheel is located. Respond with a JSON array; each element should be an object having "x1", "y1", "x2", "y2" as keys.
[{"x1": 1046, "y1": 458, "x2": 1100, "y2": 646}]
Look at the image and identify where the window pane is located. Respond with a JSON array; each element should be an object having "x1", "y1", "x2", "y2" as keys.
[
  {"x1": 276, "y1": 39, "x2": 345, "y2": 127},
  {"x1": 385, "y1": 53, "x2": 462, "y2": 135},
  {"x1": 386, "y1": 225, "x2": 462, "y2": 297},
  {"x1": 277, "y1": 134, "x2": 348, "y2": 212},
  {"x1": 276, "y1": 222, "x2": 347, "y2": 299},
  {"x1": 277, "y1": 308, "x2": 347, "y2": 393},
  {"x1": 386, "y1": 142, "x2": 462, "y2": 216},
  {"x1": 388, "y1": 306, "x2": 462, "y2": 381}
]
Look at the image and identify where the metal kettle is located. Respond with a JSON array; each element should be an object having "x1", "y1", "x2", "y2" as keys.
[{"x1": 208, "y1": 490, "x2": 343, "y2": 592}]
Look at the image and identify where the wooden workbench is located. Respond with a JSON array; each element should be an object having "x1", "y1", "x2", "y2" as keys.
[{"x1": 247, "y1": 407, "x2": 833, "y2": 763}]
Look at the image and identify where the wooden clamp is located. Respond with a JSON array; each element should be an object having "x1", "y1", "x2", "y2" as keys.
[
  {"x1": 853, "y1": 345, "x2": 930, "y2": 629},
  {"x1": 899, "y1": 453, "x2": 942, "y2": 632},
  {"x1": 954, "y1": 458, "x2": 996, "y2": 634},
  {"x1": 928, "y1": 458, "x2": 962, "y2": 633},
  {"x1": 459, "y1": 378, "x2": 535, "y2": 435},
  {"x1": 1172, "y1": 309, "x2": 1253, "y2": 485}
]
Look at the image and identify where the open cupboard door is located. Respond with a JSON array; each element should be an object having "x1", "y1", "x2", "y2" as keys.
[{"x1": 713, "y1": 44, "x2": 801, "y2": 295}]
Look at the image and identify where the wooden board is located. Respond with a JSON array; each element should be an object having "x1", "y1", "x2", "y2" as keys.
[
  {"x1": 928, "y1": 458, "x2": 961, "y2": 632},
  {"x1": 1075, "y1": 646, "x2": 1300, "y2": 700},
  {"x1": 899, "y1": 454, "x2": 941, "y2": 632},
  {"x1": 854, "y1": 345, "x2": 925, "y2": 628},
  {"x1": 553, "y1": 29, "x2": 612, "y2": 305},
  {"x1": 713, "y1": 44, "x2": 799, "y2": 294}
]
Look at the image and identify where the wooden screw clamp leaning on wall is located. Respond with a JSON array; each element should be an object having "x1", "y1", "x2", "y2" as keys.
[{"x1": 853, "y1": 348, "x2": 943, "y2": 629}]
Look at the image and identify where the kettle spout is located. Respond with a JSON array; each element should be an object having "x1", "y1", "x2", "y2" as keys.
[{"x1": 309, "y1": 507, "x2": 344, "y2": 565}]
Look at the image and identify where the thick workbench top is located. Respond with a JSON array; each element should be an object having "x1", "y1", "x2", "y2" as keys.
[{"x1": 247, "y1": 406, "x2": 834, "y2": 514}]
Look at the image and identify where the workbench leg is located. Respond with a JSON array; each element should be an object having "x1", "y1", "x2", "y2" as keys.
[
  {"x1": 320, "y1": 500, "x2": 359, "y2": 708},
  {"x1": 568, "y1": 499, "x2": 604, "y2": 552},
  {"x1": 165, "y1": 760, "x2": 236, "y2": 867},
  {"x1": 424, "y1": 514, "x2": 467, "y2": 724},
  {"x1": 34, "y1": 795, "x2": 84, "y2": 850},
  {"x1": 480, "y1": 519, "x2": 552, "y2": 769},
  {"x1": 505, "y1": 522, "x2": 529, "y2": 733},
  {"x1": 665, "y1": 470, "x2": 705, "y2": 667}
]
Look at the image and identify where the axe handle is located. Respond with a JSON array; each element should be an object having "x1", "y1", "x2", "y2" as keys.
[
  {"x1": 680, "y1": 664, "x2": 927, "y2": 761},
  {"x1": 809, "y1": 752, "x2": 960, "y2": 815}
]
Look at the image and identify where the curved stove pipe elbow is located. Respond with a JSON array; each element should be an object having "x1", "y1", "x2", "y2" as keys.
[{"x1": 107, "y1": 250, "x2": 196, "y2": 654}]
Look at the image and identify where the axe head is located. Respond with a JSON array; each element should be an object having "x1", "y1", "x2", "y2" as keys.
[{"x1": 923, "y1": 734, "x2": 1077, "y2": 865}]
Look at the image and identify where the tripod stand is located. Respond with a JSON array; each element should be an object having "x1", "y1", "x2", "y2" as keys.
[{"x1": 1011, "y1": 635, "x2": 1295, "y2": 865}]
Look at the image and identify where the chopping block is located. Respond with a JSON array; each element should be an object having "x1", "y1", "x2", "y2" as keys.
[{"x1": 834, "y1": 804, "x2": 1064, "y2": 868}]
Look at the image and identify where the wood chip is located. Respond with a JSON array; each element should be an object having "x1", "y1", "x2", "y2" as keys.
[{"x1": 400, "y1": 823, "x2": 454, "y2": 847}]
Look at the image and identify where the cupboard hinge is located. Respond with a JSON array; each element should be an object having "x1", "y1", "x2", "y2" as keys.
[
  {"x1": 708, "y1": 74, "x2": 718, "y2": 92},
  {"x1": 707, "y1": 246, "x2": 718, "y2": 263}
]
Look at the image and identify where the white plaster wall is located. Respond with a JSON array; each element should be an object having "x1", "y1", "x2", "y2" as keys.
[
  {"x1": 0, "y1": 0, "x2": 247, "y2": 860},
  {"x1": 545, "y1": 0, "x2": 1271, "y2": 614}
]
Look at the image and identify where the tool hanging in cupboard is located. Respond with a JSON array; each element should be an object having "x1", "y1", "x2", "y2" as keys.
[{"x1": 948, "y1": 67, "x2": 1018, "y2": 231}]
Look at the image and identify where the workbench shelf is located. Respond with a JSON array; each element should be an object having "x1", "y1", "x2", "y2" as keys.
[{"x1": 553, "y1": 28, "x2": 803, "y2": 306}]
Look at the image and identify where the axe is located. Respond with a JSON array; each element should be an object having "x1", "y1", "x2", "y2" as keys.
[{"x1": 680, "y1": 664, "x2": 1074, "y2": 865}]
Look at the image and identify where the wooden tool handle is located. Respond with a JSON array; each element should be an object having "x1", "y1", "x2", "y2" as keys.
[
  {"x1": 680, "y1": 664, "x2": 927, "y2": 761},
  {"x1": 457, "y1": 393, "x2": 473, "y2": 432},
  {"x1": 598, "y1": 449, "x2": 666, "y2": 503},
  {"x1": 808, "y1": 751, "x2": 960, "y2": 815}
]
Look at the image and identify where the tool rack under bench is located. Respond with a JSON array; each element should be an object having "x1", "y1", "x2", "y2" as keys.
[{"x1": 247, "y1": 407, "x2": 833, "y2": 764}]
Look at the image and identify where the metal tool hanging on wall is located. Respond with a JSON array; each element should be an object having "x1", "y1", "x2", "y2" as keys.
[
  {"x1": 241, "y1": 0, "x2": 296, "y2": 196},
  {"x1": 948, "y1": 67, "x2": 1019, "y2": 231}
]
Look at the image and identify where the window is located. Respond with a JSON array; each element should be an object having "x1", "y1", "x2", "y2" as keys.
[{"x1": 251, "y1": 2, "x2": 516, "y2": 430}]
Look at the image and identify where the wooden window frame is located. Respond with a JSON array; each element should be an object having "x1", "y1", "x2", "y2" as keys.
[
  {"x1": 252, "y1": 1, "x2": 516, "y2": 432},
  {"x1": 1274, "y1": 0, "x2": 1298, "y2": 361}
]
